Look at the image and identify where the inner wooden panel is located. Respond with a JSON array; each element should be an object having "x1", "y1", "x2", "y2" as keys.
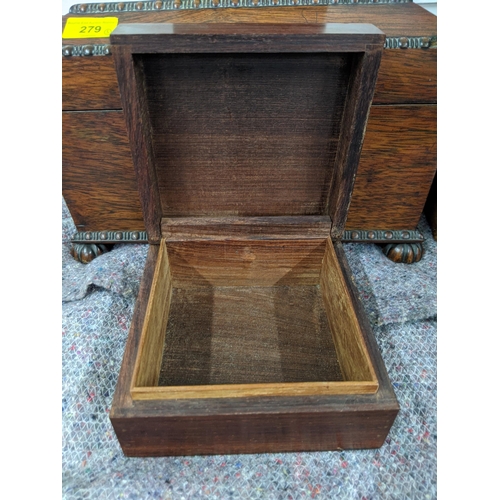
[
  {"x1": 166, "y1": 239, "x2": 326, "y2": 288},
  {"x1": 320, "y1": 238, "x2": 376, "y2": 382},
  {"x1": 137, "y1": 53, "x2": 353, "y2": 217},
  {"x1": 132, "y1": 240, "x2": 173, "y2": 388}
]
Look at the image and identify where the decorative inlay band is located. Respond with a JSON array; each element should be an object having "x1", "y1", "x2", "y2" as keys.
[
  {"x1": 72, "y1": 230, "x2": 149, "y2": 243},
  {"x1": 72, "y1": 229, "x2": 422, "y2": 244},
  {"x1": 384, "y1": 36, "x2": 435, "y2": 49},
  {"x1": 70, "y1": 0, "x2": 412, "y2": 14},
  {"x1": 62, "y1": 36, "x2": 436, "y2": 56},
  {"x1": 62, "y1": 44, "x2": 112, "y2": 56},
  {"x1": 342, "y1": 229, "x2": 424, "y2": 243},
  {"x1": 64, "y1": 2, "x2": 436, "y2": 55}
]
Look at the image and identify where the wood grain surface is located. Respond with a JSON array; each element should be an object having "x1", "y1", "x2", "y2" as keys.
[
  {"x1": 346, "y1": 104, "x2": 437, "y2": 229},
  {"x1": 133, "y1": 240, "x2": 172, "y2": 388},
  {"x1": 111, "y1": 22, "x2": 385, "y2": 52},
  {"x1": 62, "y1": 56, "x2": 121, "y2": 111},
  {"x1": 321, "y1": 238, "x2": 376, "y2": 382},
  {"x1": 143, "y1": 51, "x2": 350, "y2": 219},
  {"x1": 166, "y1": 239, "x2": 327, "y2": 287},
  {"x1": 112, "y1": 44, "x2": 164, "y2": 240},
  {"x1": 62, "y1": 46, "x2": 436, "y2": 110},
  {"x1": 62, "y1": 4, "x2": 436, "y2": 234},
  {"x1": 328, "y1": 48, "x2": 382, "y2": 238},
  {"x1": 62, "y1": 105, "x2": 436, "y2": 233},
  {"x1": 132, "y1": 381, "x2": 379, "y2": 400},
  {"x1": 111, "y1": 25, "x2": 383, "y2": 243},
  {"x1": 111, "y1": 243, "x2": 160, "y2": 410},
  {"x1": 62, "y1": 3, "x2": 436, "y2": 41},
  {"x1": 128, "y1": 235, "x2": 378, "y2": 399},
  {"x1": 62, "y1": 110, "x2": 144, "y2": 231},
  {"x1": 374, "y1": 49, "x2": 436, "y2": 105},
  {"x1": 162, "y1": 215, "x2": 332, "y2": 241},
  {"x1": 157, "y1": 283, "x2": 345, "y2": 387},
  {"x1": 111, "y1": 407, "x2": 399, "y2": 455}
]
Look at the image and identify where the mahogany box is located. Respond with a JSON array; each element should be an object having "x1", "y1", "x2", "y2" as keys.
[{"x1": 109, "y1": 23, "x2": 399, "y2": 457}]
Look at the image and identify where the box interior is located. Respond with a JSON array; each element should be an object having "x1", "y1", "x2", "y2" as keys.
[
  {"x1": 131, "y1": 233, "x2": 378, "y2": 400},
  {"x1": 159, "y1": 283, "x2": 343, "y2": 387}
]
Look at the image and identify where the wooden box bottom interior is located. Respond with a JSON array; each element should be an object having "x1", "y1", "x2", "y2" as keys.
[{"x1": 131, "y1": 236, "x2": 378, "y2": 401}]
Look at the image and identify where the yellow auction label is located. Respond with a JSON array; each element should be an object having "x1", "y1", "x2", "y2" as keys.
[{"x1": 62, "y1": 17, "x2": 119, "y2": 39}]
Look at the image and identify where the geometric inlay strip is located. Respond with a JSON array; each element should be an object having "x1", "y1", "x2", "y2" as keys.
[
  {"x1": 342, "y1": 229, "x2": 424, "y2": 243},
  {"x1": 71, "y1": 230, "x2": 149, "y2": 243},
  {"x1": 70, "y1": 0, "x2": 414, "y2": 15},
  {"x1": 62, "y1": 35, "x2": 436, "y2": 57},
  {"x1": 71, "y1": 229, "x2": 423, "y2": 243}
]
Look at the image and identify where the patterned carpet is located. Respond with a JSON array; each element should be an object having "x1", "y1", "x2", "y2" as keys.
[{"x1": 62, "y1": 198, "x2": 436, "y2": 499}]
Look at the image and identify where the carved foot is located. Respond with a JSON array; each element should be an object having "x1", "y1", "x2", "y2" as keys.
[
  {"x1": 70, "y1": 243, "x2": 111, "y2": 264},
  {"x1": 381, "y1": 242, "x2": 423, "y2": 264}
]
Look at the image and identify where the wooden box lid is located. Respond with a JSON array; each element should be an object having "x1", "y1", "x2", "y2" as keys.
[{"x1": 110, "y1": 23, "x2": 385, "y2": 242}]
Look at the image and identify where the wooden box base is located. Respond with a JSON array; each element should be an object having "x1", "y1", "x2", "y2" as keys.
[
  {"x1": 111, "y1": 229, "x2": 398, "y2": 456},
  {"x1": 108, "y1": 24, "x2": 398, "y2": 457}
]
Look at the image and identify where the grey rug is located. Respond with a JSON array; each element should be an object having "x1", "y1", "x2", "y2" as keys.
[{"x1": 62, "y1": 198, "x2": 436, "y2": 499}]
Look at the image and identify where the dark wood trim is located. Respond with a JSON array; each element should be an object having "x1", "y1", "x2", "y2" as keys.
[
  {"x1": 111, "y1": 22, "x2": 385, "y2": 53},
  {"x1": 62, "y1": 36, "x2": 436, "y2": 58},
  {"x1": 111, "y1": 244, "x2": 160, "y2": 410},
  {"x1": 112, "y1": 45, "x2": 163, "y2": 241},
  {"x1": 328, "y1": 48, "x2": 383, "y2": 237}
]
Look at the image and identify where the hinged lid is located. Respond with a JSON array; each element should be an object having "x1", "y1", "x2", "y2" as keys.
[{"x1": 110, "y1": 23, "x2": 385, "y2": 242}]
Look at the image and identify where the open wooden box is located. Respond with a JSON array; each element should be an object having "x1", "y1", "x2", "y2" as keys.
[{"x1": 109, "y1": 23, "x2": 399, "y2": 456}]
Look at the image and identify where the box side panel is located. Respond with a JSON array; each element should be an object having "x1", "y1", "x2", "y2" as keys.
[
  {"x1": 111, "y1": 408, "x2": 398, "y2": 456},
  {"x1": 166, "y1": 239, "x2": 326, "y2": 287},
  {"x1": 374, "y1": 50, "x2": 436, "y2": 105},
  {"x1": 62, "y1": 110, "x2": 144, "y2": 231},
  {"x1": 346, "y1": 104, "x2": 437, "y2": 229},
  {"x1": 62, "y1": 57, "x2": 121, "y2": 110},
  {"x1": 331, "y1": 241, "x2": 398, "y2": 408},
  {"x1": 162, "y1": 215, "x2": 332, "y2": 241},
  {"x1": 328, "y1": 48, "x2": 382, "y2": 237},
  {"x1": 133, "y1": 240, "x2": 173, "y2": 388},
  {"x1": 320, "y1": 238, "x2": 377, "y2": 383},
  {"x1": 111, "y1": 244, "x2": 160, "y2": 411}
]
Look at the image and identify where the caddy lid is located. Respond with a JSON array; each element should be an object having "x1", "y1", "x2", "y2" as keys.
[{"x1": 110, "y1": 23, "x2": 385, "y2": 241}]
